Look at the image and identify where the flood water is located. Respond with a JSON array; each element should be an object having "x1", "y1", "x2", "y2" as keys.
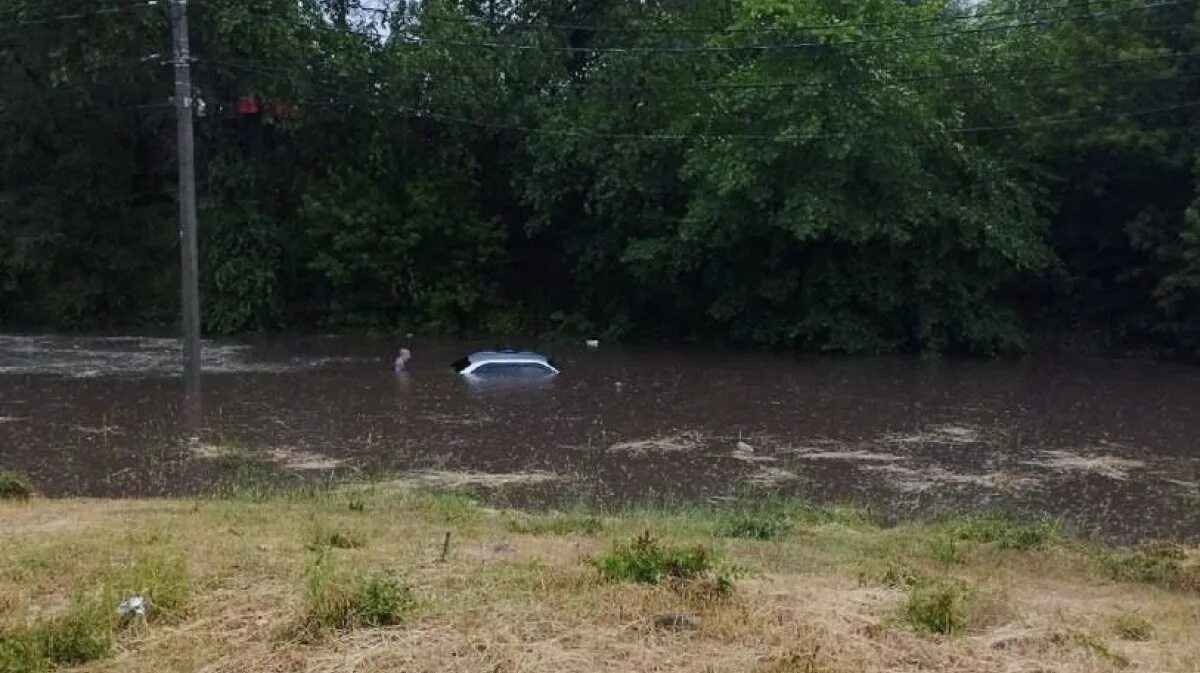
[{"x1": 1, "y1": 334, "x2": 1199, "y2": 542}]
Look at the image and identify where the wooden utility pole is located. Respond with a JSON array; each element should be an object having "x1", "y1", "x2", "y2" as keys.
[{"x1": 171, "y1": 0, "x2": 201, "y2": 390}]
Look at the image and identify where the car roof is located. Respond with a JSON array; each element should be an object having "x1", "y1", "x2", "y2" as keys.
[{"x1": 467, "y1": 350, "x2": 550, "y2": 364}]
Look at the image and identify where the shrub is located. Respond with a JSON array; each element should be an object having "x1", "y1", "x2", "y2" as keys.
[
  {"x1": 0, "y1": 472, "x2": 36, "y2": 500},
  {"x1": 592, "y1": 532, "x2": 717, "y2": 584},
  {"x1": 902, "y1": 581, "x2": 970, "y2": 635}
]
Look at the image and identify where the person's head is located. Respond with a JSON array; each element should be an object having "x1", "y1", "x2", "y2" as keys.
[{"x1": 397, "y1": 348, "x2": 412, "y2": 363}]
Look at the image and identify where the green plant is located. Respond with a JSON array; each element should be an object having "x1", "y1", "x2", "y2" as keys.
[
  {"x1": 717, "y1": 513, "x2": 793, "y2": 540},
  {"x1": 1101, "y1": 544, "x2": 1200, "y2": 591},
  {"x1": 592, "y1": 532, "x2": 717, "y2": 584},
  {"x1": 506, "y1": 515, "x2": 604, "y2": 536},
  {"x1": 1065, "y1": 630, "x2": 1131, "y2": 667},
  {"x1": 950, "y1": 517, "x2": 1058, "y2": 550},
  {"x1": 295, "y1": 549, "x2": 415, "y2": 641},
  {"x1": 0, "y1": 472, "x2": 36, "y2": 500},
  {"x1": 1111, "y1": 612, "x2": 1153, "y2": 641},
  {"x1": 861, "y1": 562, "x2": 926, "y2": 589},
  {"x1": 309, "y1": 528, "x2": 366, "y2": 550},
  {"x1": 0, "y1": 602, "x2": 114, "y2": 673},
  {"x1": 901, "y1": 581, "x2": 971, "y2": 635},
  {"x1": 927, "y1": 536, "x2": 962, "y2": 565},
  {"x1": 104, "y1": 550, "x2": 190, "y2": 621}
]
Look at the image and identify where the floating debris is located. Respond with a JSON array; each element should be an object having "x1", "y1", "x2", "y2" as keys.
[
  {"x1": 865, "y1": 464, "x2": 1038, "y2": 493},
  {"x1": 741, "y1": 466, "x2": 799, "y2": 487},
  {"x1": 795, "y1": 450, "x2": 903, "y2": 462},
  {"x1": 609, "y1": 431, "x2": 705, "y2": 456},
  {"x1": 1022, "y1": 450, "x2": 1145, "y2": 481},
  {"x1": 397, "y1": 470, "x2": 565, "y2": 489},
  {"x1": 883, "y1": 423, "x2": 987, "y2": 447},
  {"x1": 268, "y1": 447, "x2": 344, "y2": 471}
]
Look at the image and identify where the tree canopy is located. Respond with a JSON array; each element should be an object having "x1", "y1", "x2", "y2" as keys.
[{"x1": 1, "y1": 0, "x2": 1197, "y2": 356}]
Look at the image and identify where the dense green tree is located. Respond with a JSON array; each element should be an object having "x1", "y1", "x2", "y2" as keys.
[{"x1": 1, "y1": 0, "x2": 1197, "y2": 356}]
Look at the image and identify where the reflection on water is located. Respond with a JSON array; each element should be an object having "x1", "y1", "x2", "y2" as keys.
[{"x1": 1, "y1": 334, "x2": 1199, "y2": 541}]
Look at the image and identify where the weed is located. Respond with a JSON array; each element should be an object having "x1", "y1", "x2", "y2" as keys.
[
  {"x1": 1064, "y1": 630, "x2": 1131, "y2": 667},
  {"x1": 1101, "y1": 544, "x2": 1200, "y2": 591},
  {"x1": 592, "y1": 532, "x2": 718, "y2": 584},
  {"x1": 347, "y1": 498, "x2": 366, "y2": 513},
  {"x1": 397, "y1": 490, "x2": 478, "y2": 522},
  {"x1": 0, "y1": 471, "x2": 36, "y2": 500},
  {"x1": 717, "y1": 513, "x2": 793, "y2": 540},
  {"x1": 103, "y1": 550, "x2": 190, "y2": 622},
  {"x1": 754, "y1": 646, "x2": 846, "y2": 673},
  {"x1": 950, "y1": 517, "x2": 1058, "y2": 550},
  {"x1": 506, "y1": 515, "x2": 604, "y2": 536},
  {"x1": 860, "y1": 561, "x2": 926, "y2": 589},
  {"x1": 309, "y1": 528, "x2": 366, "y2": 550},
  {"x1": 1111, "y1": 612, "x2": 1153, "y2": 641},
  {"x1": 0, "y1": 602, "x2": 114, "y2": 673},
  {"x1": 294, "y1": 549, "x2": 415, "y2": 641},
  {"x1": 927, "y1": 536, "x2": 962, "y2": 565},
  {"x1": 901, "y1": 580, "x2": 971, "y2": 635}
]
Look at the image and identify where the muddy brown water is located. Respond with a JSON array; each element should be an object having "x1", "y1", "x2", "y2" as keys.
[{"x1": 1, "y1": 334, "x2": 1199, "y2": 542}]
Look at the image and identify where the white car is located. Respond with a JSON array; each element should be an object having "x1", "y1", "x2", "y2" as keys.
[{"x1": 452, "y1": 349, "x2": 560, "y2": 377}]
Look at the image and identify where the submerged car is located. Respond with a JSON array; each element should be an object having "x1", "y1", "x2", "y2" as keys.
[{"x1": 452, "y1": 348, "x2": 560, "y2": 377}]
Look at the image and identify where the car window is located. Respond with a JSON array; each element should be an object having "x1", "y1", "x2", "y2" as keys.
[{"x1": 471, "y1": 362, "x2": 554, "y2": 376}]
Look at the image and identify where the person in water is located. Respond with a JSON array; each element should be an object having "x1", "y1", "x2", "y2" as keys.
[{"x1": 393, "y1": 348, "x2": 412, "y2": 373}]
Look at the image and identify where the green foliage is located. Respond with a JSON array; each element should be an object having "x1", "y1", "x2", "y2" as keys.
[
  {"x1": 901, "y1": 580, "x2": 972, "y2": 635},
  {"x1": 592, "y1": 532, "x2": 718, "y2": 585},
  {"x1": 0, "y1": 472, "x2": 36, "y2": 500},
  {"x1": 3, "y1": 0, "x2": 1198, "y2": 356}
]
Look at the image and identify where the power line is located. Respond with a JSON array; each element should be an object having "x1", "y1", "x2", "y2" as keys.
[{"x1": 391, "y1": 98, "x2": 1200, "y2": 142}]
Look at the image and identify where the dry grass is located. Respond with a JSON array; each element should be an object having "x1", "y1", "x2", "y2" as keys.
[{"x1": 1, "y1": 493, "x2": 1199, "y2": 673}]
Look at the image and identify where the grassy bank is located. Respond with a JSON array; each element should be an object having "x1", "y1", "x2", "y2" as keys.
[{"x1": 1, "y1": 487, "x2": 1198, "y2": 673}]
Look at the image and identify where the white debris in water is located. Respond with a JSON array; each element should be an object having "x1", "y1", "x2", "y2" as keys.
[
  {"x1": 795, "y1": 450, "x2": 904, "y2": 462},
  {"x1": 608, "y1": 431, "x2": 705, "y2": 456},
  {"x1": 883, "y1": 423, "x2": 987, "y2": 446},
  {"x1": 268, "y1": 447, "x2": 344, "y2": 471},
  {"x1": 0, "y1": 334, "x2": 339, "y2": 378},
  {"x1": 1023, "y1": 450, "x2": 1145, "y2": 481},
  {"x1": 864, "y1": 464, "x2": 1038, "y2": 493},
  {"x1": 0, "y1": 416, "x2": 25, "y2": 424},
  {"x1": 396, "y1": 470, "x2": 565, "y2": 488},
  {"x1": 740, "y1": 466, "x2": 799, "y2": 487}
]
